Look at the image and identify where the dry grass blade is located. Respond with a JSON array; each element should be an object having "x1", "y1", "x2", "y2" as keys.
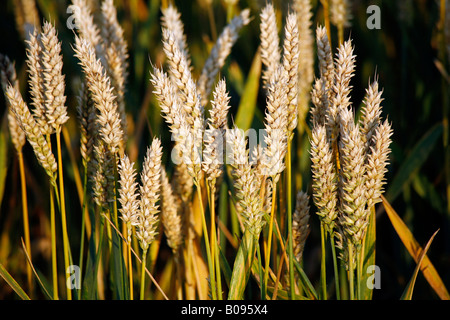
[
  {"x1": 401, "y1": 229, "x2": 440, "y2": 300},
  {"x1": 382, "y1": 195, "x2": 450, "y2": 300}
]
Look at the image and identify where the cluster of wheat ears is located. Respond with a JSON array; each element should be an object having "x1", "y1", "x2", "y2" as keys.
[{"x1": 1, "y1": 0, "x2": 395, "y2": 300}]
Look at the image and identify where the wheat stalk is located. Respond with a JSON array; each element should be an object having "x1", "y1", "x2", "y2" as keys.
[{"x1": 330, "y1": 0, "x2": 352, "y2": 43}]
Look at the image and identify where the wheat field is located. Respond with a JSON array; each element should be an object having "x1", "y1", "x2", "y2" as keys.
[{"x1": 0, "y1": 0, "x2": 449, "y2": 301}]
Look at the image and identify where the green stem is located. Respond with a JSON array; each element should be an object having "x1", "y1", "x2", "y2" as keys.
[
  {"x1": 110, "y1": 152, "x2": 127, "y2": 299},
  {"x1": 348, "y1": 241, "x2": 355, "y2": 300},
  {"x1": 93, "y1": 213, "x2": 106, "y2": 298},
  {"x1": 320, "y1": 222, "x2": 327, "y2": 300},
  {"x1": 356, "y1": 246, "x2": 363, "y2": 300},
  {"x1": 140, "y1": 249, "x2": 148, "y2": 300},
  {"x1": 256, "y1": 241, "x2": 265, "y2": 300},
  {"x1": 329, "y1": 233, "x2": 341, "y2": 300},
  {"x1": 209, "y1": 183, "x2": 222, "y2": 300},
  {"x1": 195, "y1": 180, "x2": 216, "y2": 300}
]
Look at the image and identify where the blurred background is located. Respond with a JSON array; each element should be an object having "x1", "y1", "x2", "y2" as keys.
[{"x1": 0, "y1": 0, "x2": 449, "y2": 299}]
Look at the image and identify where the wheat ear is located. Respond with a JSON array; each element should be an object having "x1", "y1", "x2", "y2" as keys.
[
  {"x1": 101, "y1": 0, "x2": 129, "y2": 144},
  {"x1": 161, "y1": 168, "x2": 183, "y2": 254},
  {"x1": 282, "y1": 12, "x2": 299, "y2": 137},
  {"x1": 227, "y1": 126, "x2": 264, "y2": 235},
  {"x1": 150, "y1": 67, "x2": 194, "y2": 199},
  {"x1": 337, "y1": 107, "x2": 368, "y2": 247},
  {"x1": 360, "y1": 78, "x2": 383, "y2": 153},
  {"x1": 118, "y1": 154, "x2": 140, "y2": 241},
  {"x1": 327, "y1": 39, "x2": 356, "y2": 145},
  {"x1": 162, "y1": 28, "x2": 204, "y2": 128},
  {"x1": 261, "y1": 67, "x2": 288, "y2": 181},
  {"x1": 25, "y1": 27, "x2": 52, "y2": 135},
  {"x1": 260, "y1": 3, "x2": 281, "y2": 88},
  {"x1": 330, "y1": 0, "x2": 352, "y2": 42},
  {"x1": 74, "y1": 36, "x2": 124, "y2": 154},
  {"x1": 161, "y1": 4, "x2": 192, "y2": 71},
  {"x1": 293, "y1": 0, "x2": 314, "y2": 130},
  {"x1": 203, "y1": 79, "x2": 231, "y2": 182},
  {"x1": 310, "y1": 124, "x2": 338, "y2": 232},
  {"x1": 0, "y1": 54, "x2": 26, "y2": 152},
  {"x1": 76, "y1": 82, "x2": 97, "y2": 171},
  {"x1": 364, "y1": 120, "x2": 393, "y2": 208},
  {"x1": 70, "y1": 0, "x2": 105, "y2": 59},
  {"x1": 137, "y1": 138, "x2": 163, "y2": 252},
  {"x1": 41, "y1": 21, "x2": 69, "y2": 133},
  {"x1": 292, "y1": 190, "x2": 311, "y2": 262},
  {"x1": 197, "y1": 9, "x2": 251, "y2": 106},
  {"x1": 316, "y1": 25, "x2": 335, "y2": 100},
  {"x1": 6, "y1": 85, "x2": 57, "y2": 185}
]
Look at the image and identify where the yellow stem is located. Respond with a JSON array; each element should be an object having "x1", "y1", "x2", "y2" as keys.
[
  {"x1": 50, "y1": 184, "x2": 58, "y2": 300},
  {"x1": 320, "y1": 0, "x2": 332, "y2": 47},
  {"x1": 18, "y1": 151, "x2": 32, "y2": 295},
  {"x1": 264, "y1": 180, "x2": 277, "y2": 293},
  {"x1": 125, "y1": 225, "x2": 134, "y2": 300},
  {"x1": 56, "y1": 130, "x2": 71, "y2": 300}
]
